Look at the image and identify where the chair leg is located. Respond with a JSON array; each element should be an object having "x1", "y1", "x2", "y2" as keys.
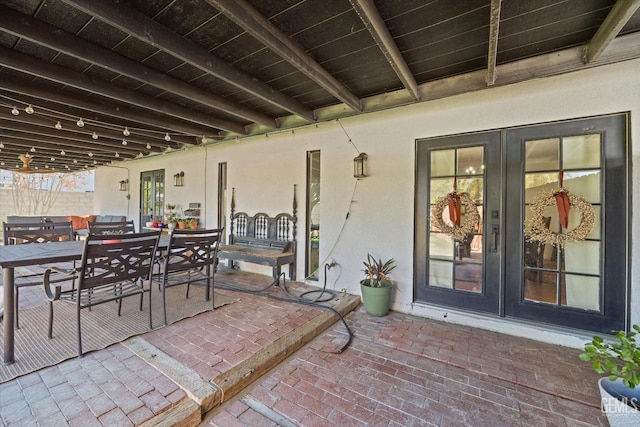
[
  {"x1": 148, "y1": 286, "x2": 153, "y2": 330},
  {"x1": 48, "y1": 301, "x2": 54, "y2": 339},
  {"x1": 15, "y1": 286, "x2": 20, "y2": 329},
  {"x1": 162, "y1": 279, "x2": 168, "y2": 326},
  {"x1": 76, "y1": 307, "x2": 83, "y2": 357}
]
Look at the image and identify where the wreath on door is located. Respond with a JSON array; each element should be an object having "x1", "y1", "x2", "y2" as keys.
[
  {"x1": 524, "y1": 187, "x2": 596, "y2": 247},
  {"x1": 431, "y1": 192, "x2": 481, "y2": 241}
]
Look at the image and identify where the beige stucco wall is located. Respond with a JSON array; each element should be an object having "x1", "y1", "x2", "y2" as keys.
[{"x1": 94, "y1": 58, "x2": 640, "y2": 348}]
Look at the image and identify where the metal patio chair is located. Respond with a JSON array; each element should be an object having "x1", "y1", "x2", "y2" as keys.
[
  {"x1": 44, "y1": 231, "x2": 160, "y2": 357},
  {"x1": 153, "y1": 228, "x2": 223, "y2": 325},
  {"x1": 2, "y1": 221, "x2": 75, "y2": 328}
]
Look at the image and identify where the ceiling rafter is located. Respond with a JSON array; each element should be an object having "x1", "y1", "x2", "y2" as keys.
[
  {"x1": 349, "y1": 0, "x2": 419, "y2": 100},
  {"x1": 0, "y1": 76, "x2": 212, "y2": 139},
  {"x1": 208, "y1": 0, "x2": 362, "y2": 111},
  {"x1": 63, "y1": 0, "x2": 316, "y2": 122},
  {"x1": 583, "y1": 0, "x2": 640, "y2": 64},
  {"x1": 0, "y1": 5, "x2": 275, "y2": 129},
  {"x1": 486, "y1": 0, "x2": 502, "y2": 86},
  {"x1": 0, "y1": 118, "x2": 158, "y2": 154},
  {"x1": 0, "y1": 46, "x2": 246, "y2": 135}
]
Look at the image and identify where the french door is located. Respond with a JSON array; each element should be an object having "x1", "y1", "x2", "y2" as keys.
[
  {"x1": 140, "y1": 169, "x2": 165, "y2": 225},
  {"x1": 415, "y1": 114, "x2": 628, "y2": 334}
]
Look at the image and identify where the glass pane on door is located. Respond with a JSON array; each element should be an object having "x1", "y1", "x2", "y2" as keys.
[
  {"x1": 522, "y1": 134, "x2": 602, "y2": 311},
  {"x1": 427, "y1": 147, "x2": 484, "y2": 294}
]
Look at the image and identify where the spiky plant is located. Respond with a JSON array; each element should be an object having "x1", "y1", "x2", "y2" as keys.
[{"x1": 361, "y1": 253, "x2": 396, "y2": 287}]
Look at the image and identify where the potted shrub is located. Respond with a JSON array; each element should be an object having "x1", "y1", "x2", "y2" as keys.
[
  {"x1": 580, "y1": 325, "x2": 640, "y2": 426},
  {"x1": 360, "y1": 254, "x2": 396, "y2": 317}
]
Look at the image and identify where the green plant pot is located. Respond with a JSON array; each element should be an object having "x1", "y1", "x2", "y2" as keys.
[{"x1": 360, "y1": 280, "x2": 393, "y2": 317}]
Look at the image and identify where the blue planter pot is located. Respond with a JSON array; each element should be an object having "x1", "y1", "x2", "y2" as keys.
[{"x1": 599, "y1": 378, "x2": 640, "y2": 426}]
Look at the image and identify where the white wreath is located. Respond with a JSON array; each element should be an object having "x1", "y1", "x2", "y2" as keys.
[
  {"x1": 524, "y1": 188, "x2": 596, "y2": 248},
  {"x1": 431, "y1": 193, "x2": 481, "y2": 241}
]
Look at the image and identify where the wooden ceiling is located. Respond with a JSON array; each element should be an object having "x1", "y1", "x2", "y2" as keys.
[{"x1": 0, "y1": 0, "x2": 639, "y2": 172}]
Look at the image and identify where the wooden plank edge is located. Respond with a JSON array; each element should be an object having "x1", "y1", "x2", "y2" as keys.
[
  {"x1": 138, "y1": 398, "x2": 201, "y2": 427},
  {"x1": 122, "y1": 336, "x2": 223, "y2": 412},
  {"x1": 211, "y1": 293, "x2": 361, "y2": 401}
]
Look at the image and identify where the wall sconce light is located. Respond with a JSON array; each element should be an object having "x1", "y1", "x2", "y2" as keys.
[
  {"x1": 119, "y1": 179, "x2": 129, "y2": 192},
  {"x1": 353, "y1": 153, "x2": 368, "y2": 178},
  {"x1": 173, "y1": 171, "x2": 185, "y2": 187}
]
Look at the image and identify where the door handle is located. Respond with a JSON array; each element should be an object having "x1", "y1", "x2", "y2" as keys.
[{"x1": 491, "y1": 224, "x2": 499, "y2": 253}]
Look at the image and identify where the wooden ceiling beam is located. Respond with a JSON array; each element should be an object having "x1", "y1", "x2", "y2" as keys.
[
  {"x1": 349, "y1": 0, "x2": 419, "y2": 100},
  {"x1": 583, "y1": 0, "x2": 640, "y2": 64},
  {"x1": 209, "y1": 0, "x2": 362, "y2": 111},
  {"x1": 0, "y1": 129, "x2": 144, "y2": 159},
  {"x1": 0, "y1": 46, "x2": 246, "y2": 135},
  {"x1": 486, "y1": 0, "x2": 502, "y2": 86},
  {"x1": 0, "y1": 5, "x2": 275, "y2": 128},
  {"x1": 0, "y1": 76, "x2": 213, "y2": 139},
  {"x1": 0, "y1": 116, "x2": 164, "y2": 154},
  {"x1": 63, "y1": 0, "x2": 316, "y2": 122}
]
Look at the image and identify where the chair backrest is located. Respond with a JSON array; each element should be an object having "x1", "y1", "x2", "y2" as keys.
[
  {"x1": 88, "y1": 220, "x2": 136, "y2": 235},
  {"x1": 162, "y1": 228, "x2": 223, "y2": 275},
  {"x1": 3, "y1": 221, "x2": 74, "y2": 245},
  {"x1": 78, "y1": 231, "x2": 160, "y2": 291}
]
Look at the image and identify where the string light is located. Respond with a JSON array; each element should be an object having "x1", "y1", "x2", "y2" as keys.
[
  {"x1": 76, "y1": 118, "x2": 84, "y2": 127},
  {"x1": 122, "y1": 139, "x2": 127, "y2": 146},
  {"x1": 60, "y1": 150, "x2": 65, "y2": 155},
  {"x1": 146, "y1": 143, "x2": 151, "y2": 149},
  {"x1": 165, "y1": 133, "x2": 171, "y2": 141},
  {"x1": 201, "y1": 135, "x2": 207, "y2": 143},
  {"x1": 88, "y1": 151, "x2": 93, "y2": 157},
  {"x1": 30, "y1": 147, "x2": 36, "y2": 152},
  {"x1": 25, "y1": 104, "x2": 34, "y2": 114},
  {"x1": 123, "y1": 127, "x2": 130, "y2": 136},
  {"x1": 115, "y1": 152, "x2": 120, "y2": 158},
  {"x1": 73, "y1": 159, "x2": 78, "y2": 163},
  {"x1": 92, "y1": 132, "x2": 98, "y2": 139},
  {"x1": 55, "y1": 121, "x2": 62, "y2": 130},
  {"x1": 0, "y1": 143, "x2": 4, "y2": 148},
  {"x1": 11, "y1": 107, "x2": 19, "y2": 115},
  {"x1": 51, "y1": 156, "x2": 56, "y2": 161}
]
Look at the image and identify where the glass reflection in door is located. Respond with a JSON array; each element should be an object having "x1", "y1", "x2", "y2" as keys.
[
  {"x1": 523, "y1": 135, "x2": 602, "y2": 310},
  {"x1": 428, "y1": 146, "x2": 484, "y2": 293}
]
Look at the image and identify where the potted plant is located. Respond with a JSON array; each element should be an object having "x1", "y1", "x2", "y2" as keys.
[
  {"x1": 176, "y1": 216, "x2": 187, "y2": 229},
  {"x1": 360, "y1": 254, "x2": 396, "y2": 317},
  {"x1": 580, "y1": 325, "x2": 640, "y2": 426}
]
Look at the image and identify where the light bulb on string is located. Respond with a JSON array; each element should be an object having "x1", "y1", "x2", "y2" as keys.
[
  {"x1": 137, "y1": 152, "x2": 143, "y2": 158},
  {"x1": 55, "y1": 121, "x2": 62, "y2": 130},
  {"x1": 122, "y1": 139, "x2": 127, "y2": 146},
  {"x1": 115, "y1": 152, "x2": 120, "y2": 158},
  {"x1": 11, "y1": 107, "x2": 19, "y2": 115},
  {"x1": 25, "y1": 104, "x2": 34, "y2": 114},
  {"x1": 51, "y1": 157, "x2": 55, "y2": 161},
  {"x1": 93, "y1": 160, "x2": 97, "y2": 165},
  {"x1": 60, "y1": 150, "x2": 65, "y2": 155},
  {"x1": 164, "y1": 133, "x2": 171, "y2": 141},
  {"x1": 146, "y1": 143, "x2": 151, "y2": 149},
  {"x1": 92, "y1": 132, "x2": 98, "y2": 139},
  {"x1": 0, "y1": 143, "x2": 4, "y2": 148},
  {"x1": 73, "y1": 159, "x2": 78, "y2": 164},
  {"x1": 88, "y1": 151, "x2": 94, "y2": 157},
  {"x1": 76, "y1": 118, "x2": 84, "y2": 127},
  {"x1": 201, "y1": 135, "x2": 208, "y2": 143},
  {"x1": 123, "y1": 127, "x2": 130, "y2": 136},
  {"x1": 30, "y1": 147, "x2": 36, "y2": 152}
]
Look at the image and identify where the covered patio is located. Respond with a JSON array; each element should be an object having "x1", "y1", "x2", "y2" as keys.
[
  {"x1": 1, "y1": 1, "x2": 640, "y2": 425},
  {"x1": 0, "y1": 269, "x2": 606, "y2": 426}
]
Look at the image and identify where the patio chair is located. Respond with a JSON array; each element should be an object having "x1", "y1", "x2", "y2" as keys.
[
  {"x1": 43, "y1": 231, "x2": 160, "y2": 357},
  {"x1": 87, "y1": 220, "x2": 136, "y2": 235},
  {"x1": 2, "y1": 221, "x2": 75, "y2": 328},
  {"x1": 154, "y1": 228, "x2": 223, "y2": 325}
]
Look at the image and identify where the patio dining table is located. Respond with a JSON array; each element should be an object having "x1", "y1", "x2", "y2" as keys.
[{"x1": 1, "y1": 234, "x2": 169, "y2": 364}]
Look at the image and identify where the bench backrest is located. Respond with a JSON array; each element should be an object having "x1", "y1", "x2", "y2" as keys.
[{"x1": 3, "y1": 221, "x2": 74, "y2": 245}]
